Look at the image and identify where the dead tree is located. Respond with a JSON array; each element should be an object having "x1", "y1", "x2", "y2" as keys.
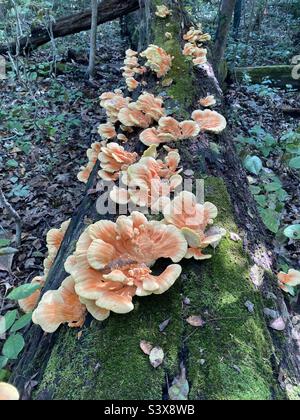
[
  {"x1": 11, "y1": 0, "x2": 300, "y2": 400},
  {"x1": 88, "y1": 0, "x2": 99, "y2": 79},
  {"x1": 0, "y1": 0, "x2": 139, "y2": 55}
]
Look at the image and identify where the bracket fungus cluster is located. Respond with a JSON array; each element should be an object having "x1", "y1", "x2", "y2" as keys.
[
  {"x1": 110, "y1": 148, "x2": 183, "y2": 210},
  {"x1": 77, "y1": 142, "x2": 102, "y2": 184},
  {"x1": 18, "y1": 220, "x2": 70, "y2": 315},
  {"x1": 140, "y1": 116, "x2": 200, "y2": 146},
  {"x1": 163, "y1": 192, "x2": 222, "y2": 260},
  {"x1": 0, "y1": 383, "x2": 20, "y2": 401},
  {"x1": 183, "y1": 26, "x2": 211, "y2": 66},
  {"x1": 98, "y1": 142, "x2": 138, "y2": 182},
  {"x1": 140, "y1": 45, "x2": 173, "y2": 78},
  {"x1": 122, "y1": 49, "x2": 147, "y2": 92}
]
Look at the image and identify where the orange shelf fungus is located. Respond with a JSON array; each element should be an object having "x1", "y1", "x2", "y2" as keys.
[
  {"x1": 32, "y1": 276, "x2": 86, "y2": 333},
  {"x1": 163, "y1": 191, "x2": 222, "y2": 260},
  {"x1": 0, "y1": 383, "x2": 20, "y2": 401},
  {"x1": 192, "y1": 109, "x2": 227, "y2": 134},
  {"x1": 64, "y1": 212, "x2": 186, "y2": 318},
  {"x1": 18, "y1": 276, "x2": 45, "y2": 314},
  {"x1": 118, "y1": 103, "x2": 153, "y2": 129},
  {"x1": 136, "y1": 93, "x2": 165, "y2": 122},
  {"x1": 43, "y1": 219, "x2": 71, "y2": 278},
  {"x1": 100, "y1": 90, "x2": 131, "y2": 123},
  {"x1": 155, "y1": 5, "x2": 172, "y2": 18},
  {"x1": 126, "y1": 77, "x2": 140, "y2": 92},
  {"x1": 98, "y1": 142, "x2": 138, "y2": 182},
  {"x1": 110, "y1": 150, "x2": 183, "y2": 210},
  {"x1": 140, "y1": 117, "x2": 200, "y2": 146},
  {"x1": 140, "y1": 45, "x2": 173, "y2": 78},
  {"x1": 199, "y1": 95, "x2": 217, "y2": 108},
  {"x1": 183, "y1": 26, "x2": 211, "y2": 44},
  {"x1": 278, "y1": 269, "x2": 300, "y2": 293},
  {"x1": 77, "y1": 142, "x2": 103, "y2": 184},
  {"x1": 97, "y1": 122, "x2": 117, "y2": 140}
]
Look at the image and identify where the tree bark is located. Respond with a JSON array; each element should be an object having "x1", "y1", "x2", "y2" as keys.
[
  {"x1": 214, "y1": 0, "x2": 237, "y2": 72},
  {"x1": 88, "y1": 0, "x2": 99, "y2": 79},
  {"x1": 0, "y1": 0, "x2": 139, "y2": 55},
  {"x1": 10, "y1": 0, "x2": 300, "y2": 400}
]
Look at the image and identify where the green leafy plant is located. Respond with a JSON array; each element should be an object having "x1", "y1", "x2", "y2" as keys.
[{"x1": 0, "y1": 284, "x2": 41, "y2": 374}]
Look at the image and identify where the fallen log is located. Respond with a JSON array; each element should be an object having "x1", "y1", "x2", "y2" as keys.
[
  {"x1": 233, "y1": 65, "x2": 300, "y2": 89},
  {"x1": 0, "y1": 0, "x2": 139, "y2": 55},
  {"x1": 10, "y1": 1, "x2": 300, "y2": 400}
]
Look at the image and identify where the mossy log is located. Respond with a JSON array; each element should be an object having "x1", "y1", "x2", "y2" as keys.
[
  {"x1": 233, "y1": 65, "x2": 300, "y2": 89},
  {"x1": 11, "y1": 0, "x2": 300, "y2": 400}
]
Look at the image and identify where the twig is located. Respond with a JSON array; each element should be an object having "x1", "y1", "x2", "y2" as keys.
[{"x1": 0, "y1": 187, "x2": 22, "y2": 247}]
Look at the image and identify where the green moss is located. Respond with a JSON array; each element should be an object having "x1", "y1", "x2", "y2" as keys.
[
  {"x1": 182, "y1": 178, "x2": 285, "y2": 400},
  {"x1": 37, "y1": 281, "x2": 183, "y2": 400}
]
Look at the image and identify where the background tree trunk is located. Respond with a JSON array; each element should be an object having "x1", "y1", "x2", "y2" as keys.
[
  {"x1": 10, "y1": 0, "x2": 300, "y2": 400},
  {"x1": 88, "y1": 0, "x2": 98, "y2": 79},
  {"x1": 233, "y1": 0, "x2": 243, "y2": 39},
  {"x1": 214, "y1": 0, "x2": 237, "y2": 73}
]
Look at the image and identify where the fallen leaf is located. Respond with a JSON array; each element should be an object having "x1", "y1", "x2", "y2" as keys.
[
  {"x1": 149, "y1": 347, "x2": 164, "y2": 368},
  {"x1": 230, "y1": 232, "x2": 242, "y2": 242},
  {"x1": 159, "y1": 318, "x2": 171, "y2": 332},
  {"x1": 168, "y1": 363, "x2": 189, "y2": 400},
  {"x1": 140, "y1": 340, "x2": 153, "y2": 355},
  {"x1": 186, "y1": 316, "x2": 205, "y2": 327},
  {"x1": 270, "y1": 317, "x2": 286, "y2": 331}
]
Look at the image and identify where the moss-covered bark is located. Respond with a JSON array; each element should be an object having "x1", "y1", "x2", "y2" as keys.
[
  {"x1": 35, "y1": 177, "x2": 284, "y2": 400},
  {"x1": 234, "y1": 65, "x2": 300, "y2": 89}
]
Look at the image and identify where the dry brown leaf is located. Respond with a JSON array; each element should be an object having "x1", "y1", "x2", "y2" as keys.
[
  {"x1": 140, "y1": 340, "x2": 153, "y2": 355},
  {"x1": 159, "y1": 318, "x2": 171, "y2": 332}
]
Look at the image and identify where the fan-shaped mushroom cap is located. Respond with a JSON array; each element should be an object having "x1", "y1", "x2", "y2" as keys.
[
  {"x1": 140, "y1": 45, "x2": 173, "y2": 78},
  {"x1": 126, "y1": 77, "x2": 139, "y2": 92},
  {"x1": 183, "y1": 27, "x2": 204, "y2": 43},
  {"x1": 118, "y1": 104, "x2": 153, "y2": 128},
  {"x1": 32, "y1": 276, "x2": 86, "y2": 333},
  {"x1": 0, "y1": 383, "x2": 19, "y2": 401},
  {"x1": 125, "y1": 49, "x2": 138, "y2": 57},
  {"x1": 192, "y1": 109, "x2": 227, "y2": 134},
  {"x1": 278, "y1": 269, "x2": 300, "y2": 291},
  {"x1": 98, "y1": 142, "x2": 138, "y2": 181},
  {"x1": 193, "y1": 55, "x2": 208, "y2": 65},
  {"x1": 136, "y1": 93, "x2": 165, "y2": 121},
  {"x1": 139, "y1": 117, "x2": 199, "y2": 146},
  {"x1": 199, "y1": 95, "x2": 216, "y2": 107},
  {"x1": 100, "y1": 91, "x2": 131, "y2": 123},
  {"x1": 155, "y1": 5, "x2": 172, "y2": 18},
  {"x1": 18, "y1": 276, "x2": 45, "y2": 314},
  {"x1": 98, "y1": 122, "x2": 117, "y2": 140},
  {"x1": 79, "y1": 298, "x2": 110, "y2": 321},
  {"x1": 77, "y1": 142, "x2": 103, "y2": 184},
  {"x1": 152, "y1": 264, "x2": 182, "y2": 295}
]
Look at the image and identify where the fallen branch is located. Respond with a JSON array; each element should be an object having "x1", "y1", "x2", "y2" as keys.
[
  {"x1": 0, "y1": 0, "x2": 139, "y2": 55},
  {"x1": 0, "y1": 187, "x2": 22, "y2": 247}
]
